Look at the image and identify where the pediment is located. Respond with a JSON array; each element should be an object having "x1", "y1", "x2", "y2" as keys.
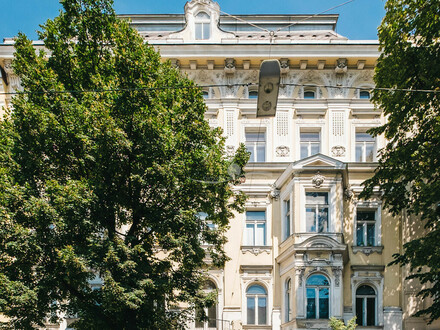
[{"x1": 292, "y1": 153, "x2": 346, "y2": 170}]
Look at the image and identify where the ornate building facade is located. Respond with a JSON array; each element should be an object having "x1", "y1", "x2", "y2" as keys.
[{"x1": 0, "y1": 1, "x2": 438, "y2": 329}]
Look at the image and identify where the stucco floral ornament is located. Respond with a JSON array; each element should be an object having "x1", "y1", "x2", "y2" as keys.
[{"x1": 312, "y1": 171, "x2": 325, "y2": 188}]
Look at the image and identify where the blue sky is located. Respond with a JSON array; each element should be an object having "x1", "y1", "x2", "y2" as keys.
[{"x1": 0, "y1": 0, "x2": 385, "y2": 41}]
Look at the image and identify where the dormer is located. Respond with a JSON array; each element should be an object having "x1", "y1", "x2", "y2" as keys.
[{"x1": 169, "y1": 0, "x2": 235, "y2": 42}]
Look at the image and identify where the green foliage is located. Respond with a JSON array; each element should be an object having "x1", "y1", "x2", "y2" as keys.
[
  {"x1": 360, "y1": 0, "x2": 440, "y2": 323},
  {"x1": 0, "y1": 0, "x2": 248, "y2": 329},
  {"x1": 329, "y1": 317, "x2": 357, "y2": 330}
]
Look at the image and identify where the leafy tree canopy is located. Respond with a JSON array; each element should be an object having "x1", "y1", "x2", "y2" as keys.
[
  {"x1": 0, "y1": 0, "x2": 248, "y2": 328},
  {"x1": 361, "y1": 0, "x2": 440, "y2": 322}
]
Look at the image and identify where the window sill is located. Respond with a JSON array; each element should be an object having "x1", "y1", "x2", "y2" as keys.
[
  {"x1": 243, "y1": 325, "x2": 272, "y2": 330},
  {"x1": 352, "y1": 245, "x2": 383, "y2": 255},
  {"x1": 241, "y1": 245, "x2": 272, "y2": 256},
  {"x1": 357, "y1": 326, "x2": 383, "y2": 330},
  {"x1": 296, "y1": 318, "x2": 330, "y2": 329}
]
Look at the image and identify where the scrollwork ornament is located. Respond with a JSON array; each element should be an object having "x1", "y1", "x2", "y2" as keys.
[{"x1": 312, "y1": 171, "x2": 325, "y2": 188}]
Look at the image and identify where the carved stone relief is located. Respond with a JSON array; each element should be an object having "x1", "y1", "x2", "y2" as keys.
[
  {"x1": 276, "y1": 145, "x2": 290, "y2": 157},
  {"x1": 331, "y1": 145, "x2": 346, "y2": 157},
  {"x1": 312, "y1": 171, "x2": 325, "y2": 188}
]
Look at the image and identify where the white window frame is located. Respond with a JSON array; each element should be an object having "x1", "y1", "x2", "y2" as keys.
[
  {"x1": 355, "y1": 284, "x2": 377, "y2": 327},
  {"x1": 245, "y1": 129, "x2": 266, "y2": 163},
  {"x1": 195, "y1": 12, "x2": 211, "y2": 40},
  {"x1": 300, "y1": 184, "x2": 337, "y2": 233},
  {"x1": 300, "y1": 131, "x2": 321, "y2": 159},
  {"x1": 305, "y1": 191, "x2": 330, "y2": 233},
  {"x1": 351, "y1": 273, "x2": 384, "y2": 327},
  {"x1": 284, "y1": 278, "x2": 292, "y2": 323},
  {"x1": 303, "y1": 86, "x2": 318, "y2": 99},
  {"x1": 195, "y1": 280, "x2": 218, "y2": 330},
  {"x1": 242, "y1": 121, "x2": 271, "y2": 162},
  {"x1": 283, "y1": 198, "x2": 291, "y2": 241},
  {"x1": 245, "y1": 284, "x2": 268, "y2": 325},
  {"x1": 295, "y1": 122, "x2": 325, "y2": 161},
  {"x1": 244, "y1": 210, "x2": 267, "y2": 246},
  {"x1": 355, "y1": 131, "x2": 376, "y2": 162},
  {"x1": 305, "y1": 273, "x2": 331, "y2": 319},
  {"x1": 351, "y1": 123, "x2": 381, "y2": 162},
  {"x1": 354, "y1": 202, "x2": 382, "y2": 247}
]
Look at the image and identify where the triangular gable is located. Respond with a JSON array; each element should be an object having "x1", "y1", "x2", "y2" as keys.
[
  {"x1": 293, "y1": 153, "x2": 346, "y2": 170},
  {"x1": 274, "y1": 154, "x2": 346, "y2": 189}
]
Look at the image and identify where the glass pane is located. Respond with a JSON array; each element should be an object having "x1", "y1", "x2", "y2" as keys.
[
  {"x1": 365, "y1": 143, "x2": 374, "y2": 162},
  {"x1": 357, "y1": 211, "x2": 375, "y2": 221},
  {"x1": 246, "y1": 211, "x2": 265, "y2": 221},
  {"x1": 306, "y1": 207, "x2": 316, "y2": 232},
  {"x1": 367, "y1": 224, "x2": 375, "y2": 246},
  {"x1": 356, "y1": 132, "x2": 375, "y2": 142},
  {"x1": 246, "y1": 132, "x2": 265, "y2": 142},
  {"x1": 356, "y1": 224, "x2": 365, "y2": 246},
  {"x1": 301, "y1": 132, "x2": 320, "y2": 141},
  {"x1": 258, "y1": 297, "x2": 267, "y2": 324},
  {"x1": 306, "y1": 289, "x2": 316, "y2": 319},
  {"x1": 208, "y1": 304, "x2": 216, "y2": 327},
  {"x1": 256, "y1": 224, "x2": 266, "y2": 246},
  {"x1": 246, "y1": 144, "x2": 254, "y2": 162},
  {"x1": 195, "y1": 24, "x2": 202, "y2": 39},
  {"x1": 318, "y1": 207, "x2": 328, "y2": 232},
  {"x1": 360, "y1": 90, "x2": 370, "y2": 99},
  {"x1": 256, "y1": 144, "x2": 266, "y2": 162},
  {"x1": 367, "y1": 297, "x2": 376, "y2": 326},
  {"x1": 203, "y1": 23, "x2": 210, "y2": 39},
  {"x1": 304, "y1": 91, "x2": 315, "y2": 99},
  {"x1": 247, "y1": 285, "x2": 266, "y2": 295},
  {"x1": 196, "y1": 12, "x2": 210, "y2": 19},
  {"x1": 356, "y1": 285, "x2": 376, "y2": 296},
  {"x1": 300, "y1": 144, "x2": 309, "y2": 158},
  {"x1": 310, "y1": 143, "x2": 320, "y2": 156},
  {"x1": 249, "y1": 91, "x2": 258, "y2": 99},
  {"x1": 355, "y1": 144, "x2": 363, "y2": 161},
  {"x1": 306, "y1": 192, "x2": 328, "y2": 204},
  {"x1": 245, "y1": 224, "x2": 254, "y2": 245},
  {"x1": 306, "y1": 275, "x2": 329, "y2": 286},
  {"x1": 319, "y1": 288, "x2": 329, "y2": 319},
  {"x1": 202, "y1": 91, "x2": 209, "y2": 99},
  {"x1": 356, "y1": 297, "x2": 364, "y2": 326},
  {"x1": 247, "y1": 297, "x2": 255, "y2": 324}
]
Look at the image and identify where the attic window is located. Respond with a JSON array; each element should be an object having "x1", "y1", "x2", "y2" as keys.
[{"x1": 195, "y1": 12, "x2": 211, "y2": 40}]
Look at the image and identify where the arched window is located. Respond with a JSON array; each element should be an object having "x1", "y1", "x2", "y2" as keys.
[
  {"x1": 285, "y1": 279, "x2": 291, "y2": 323},
  {"x1": 195, "y1": 12, "x2": 211, "y2": 40},
  {"x1": 304, "y1": 90, "x2": 316, "y2": 99},
  {"x1": 356, "y1": 285, "x2": 376, "y2": 326},
  {"x1": 248, "y1": 90, "x2": 258, "y2": 99},
  {"x1": 306, "y1": 274, "x2": 329, "y2": 319},
  {"x1": 246, "y1": 284, "x2": 267, "y2": 325},
  {"x1": 202, "y1": 90, "x2": 209, "y2": 99},
  {"x1": 195, "y1": 280, "x2": 217, "y2": 329},
  {"x1": 359, "y1": 90, "x2": 371, "y2": 99}
]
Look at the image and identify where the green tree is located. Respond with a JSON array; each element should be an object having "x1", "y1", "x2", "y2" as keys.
[
  {"x1": 0, "y1": 0, "x2": 248, "y2": 328},
  {"x1": 360, "y1": 0, "x2": 440, "y2": 322},
  {"x1": 329, "y1": 317, "x2": 357, "y2": 330}
]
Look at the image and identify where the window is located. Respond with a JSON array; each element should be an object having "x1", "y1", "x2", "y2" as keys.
[
  {"x1": 304, "y1": 90, "x2": 316, "y2": 99},
  {"x1": 244, "y1": 211, "x2": 266, "y2": 246},
  {"x1": 283, "y1": 199, "x2": 291, "y2": 240},
  {"x1": 245, "y1": 131, "x2": 266, "y2": 162},
  {"x1": 285, "y1": 279, "x2": 291, "y2": 323},
  {"x1": 356, "y1": 210, "x2": 376, "y2": 246},
  {"x1": 359, "y1": 90, "x2": 371, "y2": 99},
  {"x1": 356, "y1": 285, "x2": 376, "y2": 326},
  {"x1": 306, "y1": 275, "x2": 330, "y2": 319},
  {"x1": 195, "y1": 281, "x2": 217, "y2": 329},
  {"x1": 195, "y1": 12, "x2": 211, "y2": 40},
  {"x1": 247, "y1": 285, "x2": 267, "y2": 325},
  {"x1": 248, "y1": 90, "x2": 258, "y2": 99},
  {"x1": 300, "y1": 132, "x2": 320, "y2": 159},
  {"x1": 198, "y1": 212, "x2": 215, "y2": 245},
  {"x1": 306, "y1": 192, "x2": 329, "y2": 233},
  {"x1": 202, "y1": 90, "x2": 209, "y2": 99},
  {"x1": 355, "y1": 132, "x2": 376, "y2": 162}
]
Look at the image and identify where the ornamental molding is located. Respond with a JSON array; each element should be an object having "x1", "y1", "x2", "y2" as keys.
[
  {"x1": 240, "y1": 246, "x2": 272, "y2": 256},
  {"x1": 332, "y1": 266, "x2": 343, "y2": 286},
  {"x1": 335, "y1": 58, "x2": 348, "y2": 74},
  {"x1": 296, "y1": 267, "x2": 306, "y2": 286},
  {"x1": 276, "y1": 145, "x2": 290, "y2": 157},
  {"x1": 226, "y1": 145, "x2": 235, "y2": 157},
  {"x1": 270, "y1": 184, "x2": 280, "y2": 200},
  {"x1": 352, "y1": 245, "x2": 384, "y2": 256},
  {"x1": 331, "y1": 145, "x2": 346, "y2": 157},
  {"x1": 311, "y1": 171, "x2": 325, "y2": 188}
]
